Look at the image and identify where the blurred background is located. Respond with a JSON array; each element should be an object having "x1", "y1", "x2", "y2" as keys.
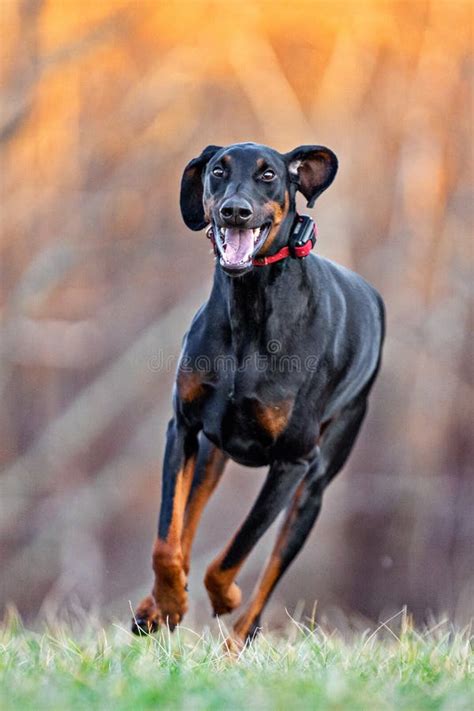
[{"x1": 0, "y1": 0, "x2": 472, "y2": 630}]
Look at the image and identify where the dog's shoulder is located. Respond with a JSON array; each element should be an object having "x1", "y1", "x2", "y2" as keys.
[
  {"x1": 306, "y1": 254, "x2": 385, "y2": 362},
  {"x1": 309, "y1": 254, "x2": 384, "y2": 316}
]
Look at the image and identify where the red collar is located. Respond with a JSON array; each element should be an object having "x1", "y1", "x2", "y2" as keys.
[
  {"x1": 207, "y1": 215, "x2": 317, "y2": 267},
  {"x1": 252, "y1": 236, "x2": 315, "y2": 265}
]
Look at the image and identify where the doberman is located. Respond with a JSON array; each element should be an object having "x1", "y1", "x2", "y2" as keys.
[{"x1": 132, "y1": 142, "x2": 385, "y2": 645}]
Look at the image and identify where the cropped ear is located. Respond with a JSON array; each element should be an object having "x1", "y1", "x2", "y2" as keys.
[
  {"x1": 180, "y1": 145, "x2": 222, "y2": 230},
  {"x1": 284, "y1": 145, "x2": 338, "y2": 207}
]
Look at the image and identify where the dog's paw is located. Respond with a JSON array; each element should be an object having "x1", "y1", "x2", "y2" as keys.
[
  {"x1": 131, "y1": 594, "x2": 161, "y2": 635},
  {"x1": 153, "y1": 571, "x2": 188, "y2": 631},
  {"x1": 221, "y1": 618, "x2": 262, "y2": 656},
  {"x1": 233, "y1": 613, "x2": 262, "y2": 644},
  {"x1": 206, "y1": 577, "x2": 242, "y2": 617},
  {"x1": 222, "y1": 634, "x2": 245, "y2": 657}
]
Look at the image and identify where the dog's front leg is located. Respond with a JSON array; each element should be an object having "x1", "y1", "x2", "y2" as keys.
[
  {"x1": 133, "y1": 417, "x2": 198, "y2": 633},
  {"x1": 204, "y1": 450, "x2": 318, "y2": 617}
]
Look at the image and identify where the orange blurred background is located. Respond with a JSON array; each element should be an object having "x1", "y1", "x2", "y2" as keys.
[{"x1": 0, "y1": 0, "x2": 472, "y2": 629}]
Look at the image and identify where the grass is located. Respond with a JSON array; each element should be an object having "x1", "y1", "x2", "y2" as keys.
[{"x1": 0, "y1": 610, "x2": 472, "y2": 711}]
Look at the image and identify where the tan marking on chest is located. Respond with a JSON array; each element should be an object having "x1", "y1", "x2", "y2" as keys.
[
  {"x1": 177, "y1": 371, "x2": 206, "y2": 402},
  {"x1": 254, "y1": 399, "x2": 293, "y2": 439}
]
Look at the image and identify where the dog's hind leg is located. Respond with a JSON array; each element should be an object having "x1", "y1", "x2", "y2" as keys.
[
  {"x1": 204, "y1": 453, "x2": 316, "y2": 617},
  {"x1": 181, "y1": 434, "x2": 228, "y2": 576},
  {"x1": 232, "y1": 397, "x2": 368, "y2": 643}
]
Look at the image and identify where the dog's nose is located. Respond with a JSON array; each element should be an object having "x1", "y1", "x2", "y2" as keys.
[{"x1": 219, "y1": 198, "x2": 253, "y2": 226}]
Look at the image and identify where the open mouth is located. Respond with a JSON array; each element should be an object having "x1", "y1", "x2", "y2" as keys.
[{"x1": 214, "y1": 222, "x2": 271, "y2": 273}]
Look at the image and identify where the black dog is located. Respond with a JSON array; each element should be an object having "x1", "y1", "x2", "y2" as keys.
[{"x1": 133, "y1": 142, "x2": 384, "y2": 644}]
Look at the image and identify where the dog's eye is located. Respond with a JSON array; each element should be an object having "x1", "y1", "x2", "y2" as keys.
[
  {"x1": 261, "y1": 169, "x2": 276, "y2": 182},
  {"x1": 212, "y1": 166, "x2": 224, "y2": 178}
]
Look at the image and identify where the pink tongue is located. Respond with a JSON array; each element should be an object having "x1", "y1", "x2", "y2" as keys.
[{"x1": 223, "y1": 228, "x2": 254, "y2": 264}]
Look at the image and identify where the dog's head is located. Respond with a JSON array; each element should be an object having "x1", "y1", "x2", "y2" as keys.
[{"x1": 180, "y1": 142, "x2": 338, "y2": 276}]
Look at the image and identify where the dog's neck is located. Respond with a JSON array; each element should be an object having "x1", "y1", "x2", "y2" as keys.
[{"x1": 214, "y1": 254, "x2": 315, "y2": 355}]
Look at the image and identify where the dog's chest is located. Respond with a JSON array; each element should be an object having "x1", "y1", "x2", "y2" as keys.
[
  {"x1": 225, "y1": 392, "x2": 294, "y2": 439},
  {"x1": 195, "y1": 378, "x2": 296, "y2": 464}
]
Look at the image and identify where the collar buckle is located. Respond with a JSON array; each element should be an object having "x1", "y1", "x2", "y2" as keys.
[
  {"x1": 252, "y1": 214, "x2": 317, "y2": 266},
  {"x1": 289, "y1": 214, "x2": 317, "y2": 256}
]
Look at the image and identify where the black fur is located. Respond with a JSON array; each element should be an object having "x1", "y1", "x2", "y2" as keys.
[{"x1": 135, "y1": 142, "x2": 384, "y2": 641}]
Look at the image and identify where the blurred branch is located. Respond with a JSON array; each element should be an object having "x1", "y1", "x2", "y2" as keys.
[
  {"x1": 41, "y1": 8, "x2": 130, "y2": 70},
  {"x1": 0, "y1": 6, "x2": 128, "y2": 143},
  {"x1": 228, "y1": 25, "x2": 312, "y2": 146},
  {"x1": 0, "y1": 397, "x2": 167, "y2": 598},
  {"x1": 0, "y1": 282, "x2": 210, "y2": 529}
]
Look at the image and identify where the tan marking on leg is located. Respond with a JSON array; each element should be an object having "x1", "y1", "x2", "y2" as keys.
[
  {"x1": 232, "y1": 480, "x2": 305, "y2": 642},
  {"x1": 152, "y1": 455, "x2": 196, "y2": 628},
  {"x1": 181, "y1": 447, "x2": 227, "y2": 575},
  {"x1": 254, "y1": 399, "x2": 293, "y2": 439},
  {"x1": 232, "y1": 556, "x2": 281, "y2": 641},
  {"x1": 204, "y1": 544, "x2": 243, "y2": 616},
  {"x1": 177, "y1": 370, "x2": 206, "y2": 402}
]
